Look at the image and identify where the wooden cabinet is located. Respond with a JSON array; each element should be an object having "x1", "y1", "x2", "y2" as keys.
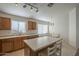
[
  {"x1": 28, "y1": 21, "x2": 33, "y2": 30},
  {"x1": 2, "y1": 39, "x2": 14, "y2": 53},
  {"x1": 0, "y1": 17, "x2": 11, "y2": 30},
  {"x1": 13, "y1": 37, "x2": 21, "y2": 50},
  {"x1": 32, "y1": 22, "x2": 36, "y2": 30},
  {"x1": 0, "y1": 35, "x2": 39, "y2": 53},
  {"x1": 1, "y1": 38, "x2": 23, "y2": 53},
  {"x1": 20, "y1": 37, "x2": 27, "y2": 48},
  {"x1": 28, "y1": 21, "x2": 37, "y2": 30}
]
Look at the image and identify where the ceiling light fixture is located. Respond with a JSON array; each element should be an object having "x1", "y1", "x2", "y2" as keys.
[
  {"x1": 48, "y1": 3, "x2": 54, "y2": 7},
  {"x1": 23, "y1": 4, "x2": 27, "y2": 8},
  {"x1": 15, "y1": 3, "x2": 39, "y2": 13},
  {"x1": 23, "y1": 3, "x2": 39, "y2": 13}
]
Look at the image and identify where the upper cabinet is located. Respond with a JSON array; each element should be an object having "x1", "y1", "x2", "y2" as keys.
[
  {"x1": 28, "y1": 21, "x2": 37, "y2": 30},
  {"x1": 32, "y1": 22, "x2": 36, "y2": 30},
  {"x1": 0, "y1": 17, "x2": 11, "y2": 30}
]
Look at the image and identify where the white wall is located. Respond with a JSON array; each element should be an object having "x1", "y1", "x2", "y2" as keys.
[
  {"x1": 76, "y1": 6, "x2": 79, "y2": 48},
  {"x1": 53, "y1": 13, "x2": 69, "y2": 43},
  {"x1": 69, "y1": 7, "x2": 76, "y2": 48},
  {"x1": 0, "y1": 12, "x2": 48, "y2": 35},
  {"x1": 68, "y1": 6, "x2": 79, "y2": 49},
  {"x1": 0, "y1": 11, "x2": 70, "y2": 43}
]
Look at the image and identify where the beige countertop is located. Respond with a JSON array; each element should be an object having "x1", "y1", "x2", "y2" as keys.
[
  {"x1": 0, "y1": 34, "x2": 38, "y2": 39},
  {"x1": 24, "y1": 36, "x2": 62, "y2": 52}
]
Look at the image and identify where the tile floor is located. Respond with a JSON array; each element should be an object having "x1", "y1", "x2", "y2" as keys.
[
  {"x1": 62, "y1": 41, "x2": 76, "y2": 56},
  {"x1": 4, "y1": 41, "x2": 77, "y2": 56}
]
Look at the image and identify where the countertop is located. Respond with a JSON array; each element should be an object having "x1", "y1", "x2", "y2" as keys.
[
  {"x1": 0, "y1": 34, "x2": 38, "y2": 39},
  {"x1": 24, "y1": 36, "x2": 62, "y2": 52}
]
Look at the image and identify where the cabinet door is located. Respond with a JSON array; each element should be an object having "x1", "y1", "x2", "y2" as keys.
[
  {"x1": 1, "y1": 17, "x2": 11, "y2": 30},
  {"x1": 32, "y1": 22, "x2": 36, "y2": 30},
  {"x1": 20, "y1": 37, "x2": 27, "y2": 48},
  {"x1": 2, "y1": 39, "x2": 13, "y2": 53},
  {"x1": 13, "y1": 37, "x2": 22, "y2": 50},
  {"x1": 28, "y1": 21, "x2": 33, "y2": 30}
]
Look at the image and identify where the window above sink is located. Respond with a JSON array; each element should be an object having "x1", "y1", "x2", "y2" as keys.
[{"x1": 11, "y1": 20, "x2": 26, "y2": 34}]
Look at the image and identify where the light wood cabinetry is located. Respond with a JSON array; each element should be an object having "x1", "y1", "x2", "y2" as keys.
[
  {"x1": 0, "y1": 17, "x2": 11, "y2": 30},
  {"x1": 0, "y1": 37, "x2": 25, "y2": 53},
  {"x1": 28, "y1": 21, "x2": 33, "y2": 30},
  {"x1": 2, "y1": 39, "x2": 14, "y2": 53},
  {"x1": 32, "y1": 22, "x2": 36, "y2": 30},
  {"x1": 20, "y1": 37, "x2": 27, "y2": 48},
  {"x1": 13, "y1": 37, "x2": 22, "y2": 50},
  {"x1": 0, "y1": 35, "x2": 39, "y2": 53},
  {"x1": 28, "y1": 21, "x2": 37, "y2": 30}
]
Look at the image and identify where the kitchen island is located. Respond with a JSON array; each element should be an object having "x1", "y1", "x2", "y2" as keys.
[{"x1": 24, "y1": 36, "x2": 62, "y2": 56}]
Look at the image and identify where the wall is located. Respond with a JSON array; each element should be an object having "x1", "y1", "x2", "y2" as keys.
[
  {"x1": 68, "y1": 6, "x2": 79, "y2": 49},
  {"x1": 69, "y1": 7, "x2": 76, "y2": 48},
  {"x1": 76, "y1": 6, "x2": 79, "y2": 48},
  {"x1": 0, "y1": 11, "x2": 69, "y2": 43},
  {"x1": 53, "y1": 13, "x2": 69, "y2": 43},
  {"x1": 0, "y1": 12, "x2": 48, "y2": 35}
]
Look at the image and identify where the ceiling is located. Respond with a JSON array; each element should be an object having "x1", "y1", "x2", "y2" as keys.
[{"x1": 0, "y1": 3, "x2": 78, "y2": 21}]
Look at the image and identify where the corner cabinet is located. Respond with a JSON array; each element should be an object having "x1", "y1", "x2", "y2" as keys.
[{"x1": 0, "y1": 17, "x2": 11, "y2": 30}]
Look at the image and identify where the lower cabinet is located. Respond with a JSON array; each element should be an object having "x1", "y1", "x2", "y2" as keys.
[
  {"x1": 2, "y1": 39, "x2": 14, "y2": 53},
  {"x1": 13, "y1": 37, "x2": 22, "y2": 50},
  {"x1": 20, "y1": 37, "x2": 27, "y2": 48},
  {"x1": 0, "y1": 35, "x2": 39, "y2": 53},
  {"x1": 1, "y1": 37, "x2": 25, "y2": 53}
]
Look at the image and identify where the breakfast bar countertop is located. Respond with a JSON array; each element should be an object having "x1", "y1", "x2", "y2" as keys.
[{"x1": 24, "y1": 36, "x2": 62, "y2": 52}]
